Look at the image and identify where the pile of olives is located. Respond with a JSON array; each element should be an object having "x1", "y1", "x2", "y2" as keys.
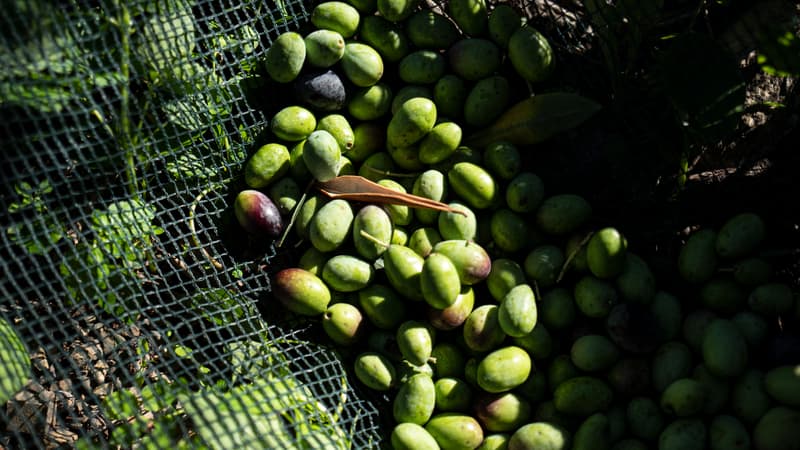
[{"x1": 230, "y1": 0, "x2": 800, "y2": 449}]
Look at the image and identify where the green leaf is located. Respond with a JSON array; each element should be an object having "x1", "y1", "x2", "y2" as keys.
[
  {"x1": 6, "y1": 220, "x2": 64, "y2": 255},
  {"x1": 140, "y1": 379, "x2": 181, "y2": 413},
  {"x1": 190, "y1": 289, "x2": 255, "y2": 328},
  {"x1": 0, "y1": 31, "x2": 77, "y2": 79},
  {"x1": 174, "y1": 344, "x2": 194, "y2": 358},
  {"x1": 153, "y1": 61, "x2": 213, "y2": 95},
  {"x1": 758, "y1": 29, "x2": 800, "y2": 77},
  {"x1": 109, "y1": 419, "x2": 150, "y2": 447},
  {"x1": 221, "y1": 341, "x2": 351, "y2": 448},
  {"x1": 102, "y1": 388, "x2": 140, "y2": 421},
  {"x1": 211, "y1": 24, "x2": 260, "y2": 55},
  {"x1": 226, "y1": 340, "x2": 280, "y2": 383},
  {"x1": 166, "y1": 152, "x2": 217, "y2": 181},
  {"x1": 59, "y1": 239, "x2": 135, "y2": 317},
  {"x1": 236, "y1": 25, "x2": 260, "y2": 54},
  {"x1": 0, "y1": 317, "x2": 30, "y2": 403},
  {"x1": 139, "y1": 421, "x2": 180, "y2": 450},
  {"x1": 38, "y1": 179, "x2": 53, "y2": 194},
  {"x1": 179, "y1": 385, "x2": 297, "y2": 449},
  {"x1": 0, "y1": 80, "x2": 75, "y2": 113},
  {"x1": 163, "y1": 94, "x2": 211, "y2": 131},
  {"x1": 15, "y1": 181, "x2": 33, "y2": 195},
  {"x1": 655, "y1": 32, "x2": 746, "y2": 141},
  {"x1": 91, "y1": 199, "x2": 161, "y2": 261},
  {"x1": 135, "y1": 8, "x2": 196, "y2": 71},
  {"x1": 464, "y1": 93, "x2": 602, "y2": 147},
  {"x1": 89, "y1": 71, "x2": 128, "y2": 89}
]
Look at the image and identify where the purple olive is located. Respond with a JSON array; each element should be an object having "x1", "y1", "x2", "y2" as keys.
[
  {"x1": 234, "y1": 189, "x2": 284, "y2": 237},
  {"x1": 473, "y1": 391, "x2": 532, "y2": 432},
  {"x1": 293, "y1": 69, "x2": 347, "y2": 112},
  {"x1": 428, "y1": 286, "x2": 475, "y2": 331}
]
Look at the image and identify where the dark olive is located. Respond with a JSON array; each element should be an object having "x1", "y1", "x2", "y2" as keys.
[
  {"x1": 233, "y1": 189, "x2": 284, "y2": 237},
  {"x1": 293, "y1": 69, "x2": 347, "y2": 112}
]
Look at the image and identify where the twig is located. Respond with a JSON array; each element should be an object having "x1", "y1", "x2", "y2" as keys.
[
  {"x1": 556, "y1": 231, "x2": 594, "y2": 283},
  {"x1": 277, "y1": 179, "x2": 315, "y2": 249},
  {"x1": 188, "y1": 185, "x2": 224, "y2": 270},
  {"x1": 113, "y1": 0, "x2": 139, "y2": 201}
]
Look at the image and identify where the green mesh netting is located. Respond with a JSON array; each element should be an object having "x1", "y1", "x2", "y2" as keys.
[
  {"x1": 1, "y1": 1, "x2": 384, "y2": 448},
  {"x1": 1, "y1": 0, "x2": 798, "y2": 449}
]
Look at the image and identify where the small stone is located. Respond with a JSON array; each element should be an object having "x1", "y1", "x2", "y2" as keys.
[
  {"x1": 77, "y1": 375, "x2": 92, "y2": 393},
  {"x1": 38, "y1": 390, "x2": 55, "y2": 403},
  {"x1": 70, "y1": 351, "x2": 87, "y2": 368},
  {"x1": 13, "y1": 390, "x2": 35, "y2": 402},
  {"x1": 93, "y1": 361, "x2": 109, "y2": 385},
  {"x1": 5, "y1": 398, "x2": 45, "y2": 434},
  {"x1": 93, "y1": 382, "x2": 111, "y2": 397},
  {"x1": 31, "y1": 348, "x2": 50, "y2": 374},
  {"x1": 101, "y1": 336, "x2": 117, "y2": 354},
  {"x1": 47, "y1": 427, "x2": 78, "y2": 446},
  {"x1": 84, "y1": 340, "x2": 102, "y2": 361},
  {"x1": 89, "y1": 416, "x2": 106, "y2": 430},
  {"x1": 58, "y1": 379, "x2": 72, "y2": 392}
]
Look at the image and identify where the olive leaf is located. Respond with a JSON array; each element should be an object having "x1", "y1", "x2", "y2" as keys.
[
  {"x1": 0, "y1": 80, "x2": 75, "y2": 113},
  {"x1": 91, "y1": 199, "x2": 164, "y2": 261},
  {"x1": 6, "y1": 221, "x2": 64, "y2": 255},
  {"x1": 209, "y1": 24, "x2": 260, "y2": 55},
  {"x1": 464, "y1": 93, "x2": 602, "y2": 148},
  {"x1": 166, "y1": 151, "x2": 218, "y2": 181},
  {"x1": 317, "y1": 175, "x2": 466, "y2": 215},
  {"x1": 4, "y1": 180, "x2": 64, "y2": 255},
  {"x1": 189, "y1": 288, "x2": 257, "y2": 328},
  {"x1": 163, "y1": 94, "x2": 211, "y2": 131},
  {"x1": 60, "y1": 199, "x2": 163, "y2": 317}
]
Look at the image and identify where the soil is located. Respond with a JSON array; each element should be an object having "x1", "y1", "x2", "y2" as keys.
[{"x1": 1, "y1": 302, "x2": 169, "y2": 449}]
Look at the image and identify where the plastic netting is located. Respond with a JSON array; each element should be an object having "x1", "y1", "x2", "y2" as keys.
[
  {"x1": 1, "y1": 1, "x2": 386, "y2": 448},
  {"x1": 1, "y1": 0, "x2": 798, "y2": 449}
]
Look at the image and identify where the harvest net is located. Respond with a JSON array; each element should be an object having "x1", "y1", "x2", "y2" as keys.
[{"x1": 1, "y1": 0, "x2": 798, "y2": 449}]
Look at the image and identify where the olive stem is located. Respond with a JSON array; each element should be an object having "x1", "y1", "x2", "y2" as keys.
[
  {"x1": 188, "y1": 185, "x2": 224, "y2": 270},
  {"x1": 358, "y1": 229, "x2": 390, "y2": 249},
  {"x1": 114, "y1": 0, "x2": 139, "y2": 201},
  {"x1": 556, "y1": 231, "x2": 594, "y2": 283},
  {"x1": 277, "y1": 179, "x2": 315, "y2": 248},
  {"x1": 531, "y1": 280, "x2": 541, "y2": 307},
  {"x1": 331, "y1": 374, "x2": 348, "y2": 424}
]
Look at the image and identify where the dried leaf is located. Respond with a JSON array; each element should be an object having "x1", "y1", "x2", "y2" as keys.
[{"x1": 316, "y1": 175, "x2": 465, "y2": 215}]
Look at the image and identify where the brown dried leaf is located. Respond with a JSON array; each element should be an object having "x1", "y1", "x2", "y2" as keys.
[{"x1": 316, "y1": 175, "x2": 466, "y2": 215}]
